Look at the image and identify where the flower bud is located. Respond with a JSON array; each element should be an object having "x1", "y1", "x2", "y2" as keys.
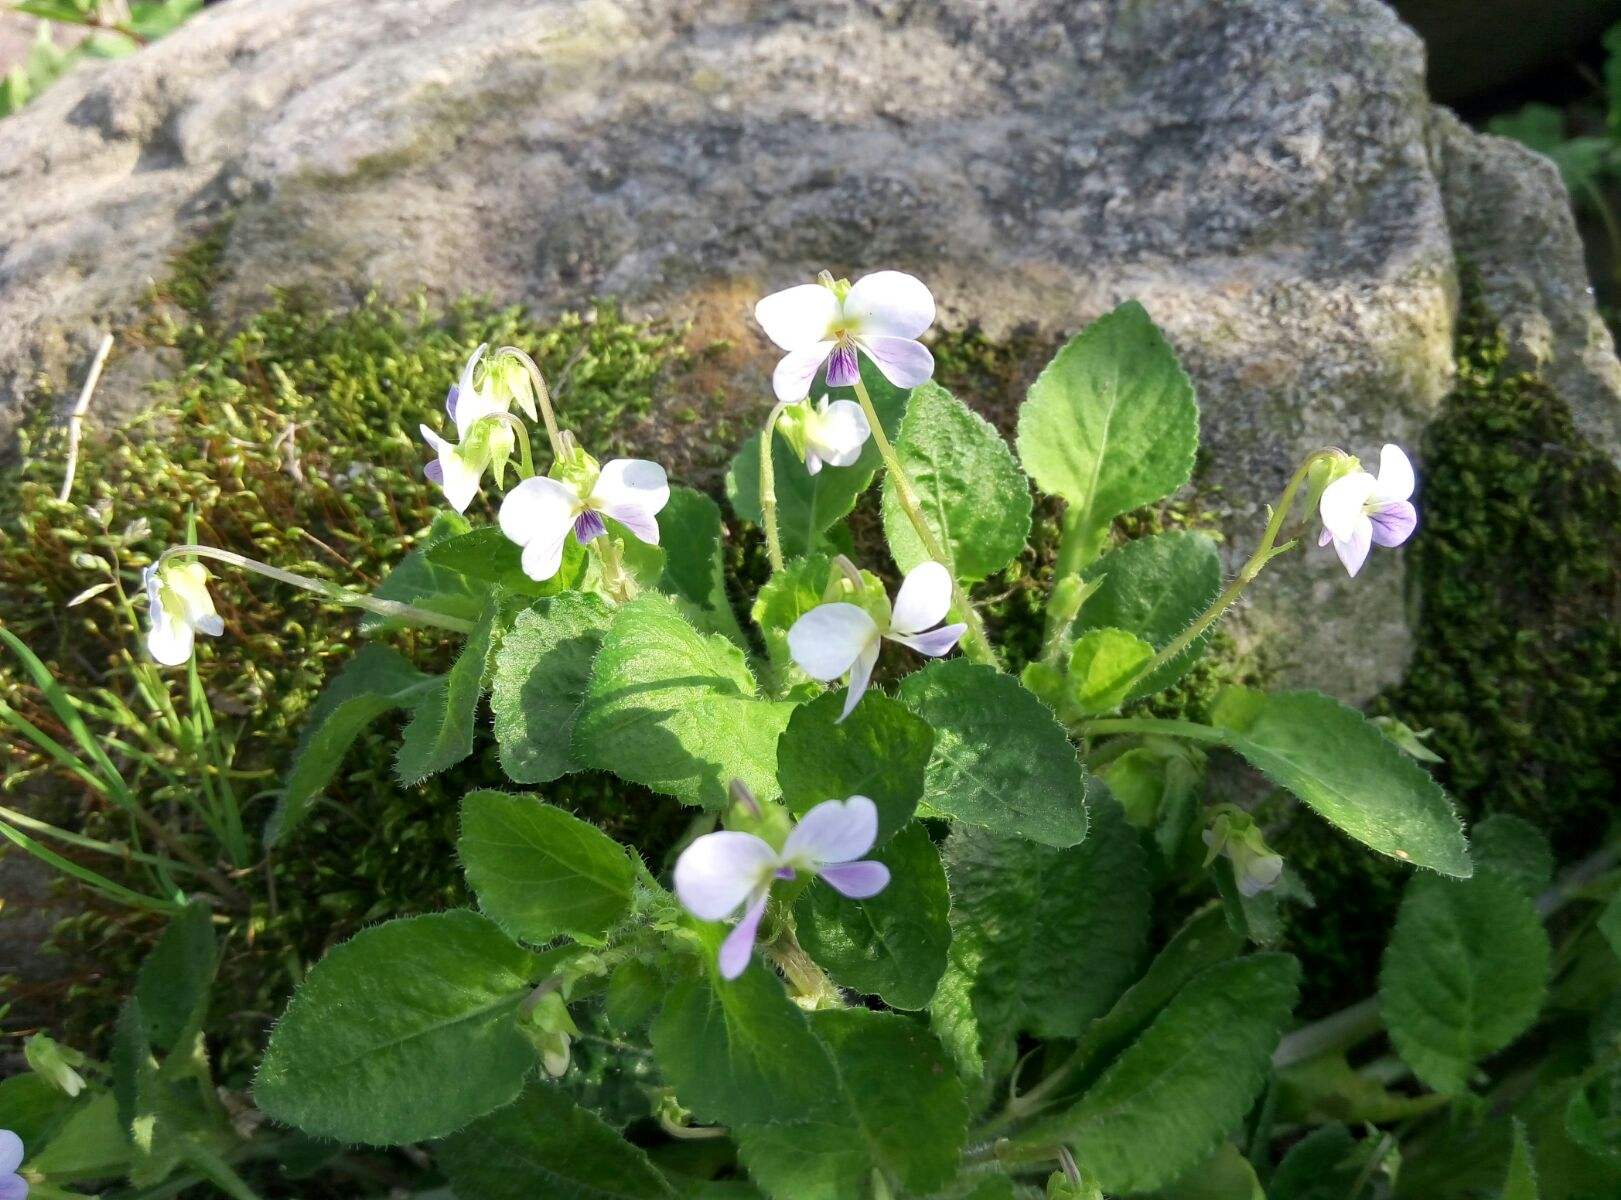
[{"x1": 1202, "y1": 808, "x2": 1284, "y2": 898}]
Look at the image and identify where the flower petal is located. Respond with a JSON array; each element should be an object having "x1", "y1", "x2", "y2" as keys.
[
  {"x1": 674, "y1": 832, "x2": 778, "y2": 920},
  {"x1": 890, "y1": 622, "x2": 967, "y2": 658},
  {"x1": 1, "y1": 1128, "x2": 24, "y2": 1175},
  {"x1": 844, "y1": 270, "x2": 935, "y2": 339},
  {"x1": 1332, "y1": 518, "x2": 1374, "y2": 577},
  {"x1": 783, "y1": 795, "x2": 880, "y2": 867},
  {"x1": 718, "y1": 891, "x2": 770, "y2": 980},
  {"x1": 147, "y1": 613, "x2": 195, "y2": 666},
  {"x1": 857, "y1": 335, "x2": 935, "y2": 390},
  {"x1": 521, "y1": 527, "x2": 573, "y2": 582},
  {"x1": 839, "y1": 638, "x2": 881, "y2": 722},
  {"x1": 787, "y1": 603, "x2": 880, "y2": 681},
  {"x1": 825, "y1": 343, "x2": 860, "y2": 388},
  {"x1": 773, "y1": 342, "x2": 836, "y2": 403},
  {"x1": 806, "y1": 398, "x2": 870, "y2": 468},
  {"x1": 755, "y1": 283, "x2": 840, "y2": 351},
  {"x1": 593, "y1": 459, "x2": 671, "y2": 518},
  {"x1": 890, "y1": 561, "x2": 953, "y2": 635},
  {"x1": 499, "y1": 476, "x2": 578, "y2": 549},
  {"x1": 1318, "y1": 471, "x2": 1377, "y2": 542},
  {"x1": 573, "y1": 509, "x2": 607, "y2": 544},
  {"x1": 0, "y1": 1174, "x2": 24, "y2": 1200},
  {"x1": 1238, "y1": 854, "x2": 1284, "y2": 897},
  {"x1": 1369, "y1": 499, "x2": 1417, "y2": 548},
  {"x1": 1374, "y1": 443, "x2": 1415, "y2": 504},
  {"x1": 819, "y1": 860, "x2": 891, "y2": 899}
]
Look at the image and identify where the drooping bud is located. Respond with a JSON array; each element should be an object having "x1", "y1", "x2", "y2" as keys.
[
  {"x1": 1202, "y1": 807, "x2": 1284, "y2": 898},
  {"x1": 520, "y1": 990, "x2": 580, "y2": 1079}
]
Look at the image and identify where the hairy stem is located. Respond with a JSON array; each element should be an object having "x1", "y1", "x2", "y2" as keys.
[
  {"x1": 496, "y1": 346, "x2": 565, "y2": 461},
  {"x1": 759, "y1": 398, "x2": 793, "y2": 572}
]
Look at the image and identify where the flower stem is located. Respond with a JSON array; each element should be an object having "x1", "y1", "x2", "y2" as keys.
[
  {"x1": 485, "y1": 412, "x2": 535, "y2": 479},
  {"x1": 849, "y1": 377, "x2": 1001, "y2": 670},
  {"x1": 158, "y1": 546, "x2": 475, "y2": 634},
  {"x1": 759, "y1": 398, "x2": 793, "y2": 572},
  {"x1": 496, "y1": 346, "x2": 565, "y2": 461}
]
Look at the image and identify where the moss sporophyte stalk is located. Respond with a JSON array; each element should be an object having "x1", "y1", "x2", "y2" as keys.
[{"x1": 6, "y1": 244, "x2": 1615, "y2": 1199}]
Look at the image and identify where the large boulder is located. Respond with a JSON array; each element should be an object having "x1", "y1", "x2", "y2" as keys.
[{"x1": 2, "y1": 0, "x2": 1617, "y2": 702}]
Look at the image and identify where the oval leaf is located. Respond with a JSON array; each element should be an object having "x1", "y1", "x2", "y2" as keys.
[
  {"x1": 490, "y1": 593, "x2": 614, "y2": 785},
  {"x1": 777, "y1": 689, "x2": 933, "y2": 844}
]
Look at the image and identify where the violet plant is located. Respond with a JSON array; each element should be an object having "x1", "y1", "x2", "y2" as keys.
[{"x1": 7, "y1": 273, "x2": 1608, "y2": 1200}]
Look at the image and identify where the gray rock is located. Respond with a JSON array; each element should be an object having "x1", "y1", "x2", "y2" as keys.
[{"x1": 1, "y1": 0, "x2": 1616, "y2": 704}]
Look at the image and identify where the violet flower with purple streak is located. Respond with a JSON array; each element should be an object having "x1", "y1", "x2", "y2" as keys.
[
  {"x1": 755, "y1": 270, "x2": 937, "y2": 402},
  {"x1": 1317, "y1": 443, "x2": 1418, "y2": 577},
  {"x1": 420, "y1": 344, "x2": 517, "y2": 512},
  {"x1": 674, "y1": 796, "x2": 890, "y2": 980},
  {"x1": 0, "y1": 1130, "x2": 26, "y2": 1200},
  {"x1": 787, "y1": 560, "x2": 967, "y2": 720},
  {"x1": 499, "y1": 457, "x2": 670, "y2": 581}
]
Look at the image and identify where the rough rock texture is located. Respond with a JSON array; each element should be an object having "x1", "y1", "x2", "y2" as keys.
[{"x1": 2, "y1": 0, "x2": 1618, "y2": 702}]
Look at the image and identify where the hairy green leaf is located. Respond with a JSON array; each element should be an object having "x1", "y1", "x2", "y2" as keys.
[
  {"x1": 659, "y1": 485, "x2": 747, "y2": 646},
  {"x1": 134, "y1": 899, "x2": 217, "y2": 1053},
  {"x1": 880, "y1": 382, "x2": 1031, "y2": 582},
  {"x1": 1380, "y1": 872, "x2": 1550, "y2": 1094},
  {"x1": 396, "y1": 595, "x2": 499, "y2": 785},
  {"x1": 751, "y1": 553, "x2": 832, "y2": 695},
  {"x1": 897, "y1": 659, "x2": 1089, "y2": 848},
  {"x1": 575, "y1": 594, "x2": 793, "y2": 809},
  {"x1": 777, "y1": 690, "x2": 933, "y2": 844},
  {"x1": 1068, "y1": 627, "x2": 1155, "y2": 714},
  {"x1": 1268, "y1": 1124, "x2": 1361, "y2": 1200},
  {"x1": 490, "y1": 593, "x2": 614, "y2": 784},
  {"x1": 1470, "y1": 813, "x2": 1553, "y2": 897},
  {"x1": 1504, "y1": 1120, "x2": 1540, "y2": 1200},
  {"x1": 360, "y1": 511, "x2": 482, "y2": 633},
  {"x1": 458, "y1": 790, "x2": 634, "y2": 945},
  {"x1": 1017, "y1": 302, "x2": 1198, "y2": 523},
  {"x1": 1078, "y1": 531, "x2": 1222, "y2": 698},
  {"x1": 255, "y1": 911, "x2": 540, "y2": 1144},
  {"x1": 426, "y1": 526, "x2": 586, "y2": 597}
]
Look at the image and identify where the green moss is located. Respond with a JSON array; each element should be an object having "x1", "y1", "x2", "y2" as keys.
[{"x1": 1281, "y1": 284, "x2": 1621, "y2": 1015}]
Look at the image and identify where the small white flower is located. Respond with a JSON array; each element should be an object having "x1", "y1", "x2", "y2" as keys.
[
  {"x1": 755, "y1": 270, "x2": 936, "y2": 403},
  {"x1": 674, "y1": 796, "x2": 890, "y2": 980},
  {"x1": 1202, "y1": 811, "x2": 1284, "y2": 898},
  {"x1": 420, "y1": 345, "x2": 516, "y2": 512},
  {"x1": 1318, "y1": 444, "x2": 1418, "y2": 577},
  {"x1": 787, "y1": 561, "x2": 967, "y2": 720},
  {"x1": 795, "y1": 395, "x2": 872, "y2": 475},
  {"x1": 143, "y1": 560, "x2": 223, "y2": 667},
  {"x1": 0, "y1": 1129, "x2": 24, "y2": 1200},
  {"x1": 499, "y1": 458, "x2": 670, "y2": 582}
]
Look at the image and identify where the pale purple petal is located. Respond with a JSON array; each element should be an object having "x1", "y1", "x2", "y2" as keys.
[
  {"x1": 674, "y1": 832, "x2": 778, "y2": 920},
  {"x1": 592, "y1": 459, "x2": 670, "y2": 520},
  {"x1": 0, "y1": 1130, "x2": 22, "y2": 1175},
  {"x1": 0, "y1": 1173, "x2": 25, "y2": 1200},
  {"x1": 890, "y1": 622, "x2": 967, "y2": 658},
  {"x1": 1238, "y1": 854, "x2": 1284, "y2": 898},
  {"x1": 783, "y1": 796, "x2": 880, "y2": 866},
  {"x1": 825, "y1": 343, "x2": 860, "y2": 388},
  {"x1": 755, "y1": 284, "x2": 839, "y2": 352},
  {"x1": 890, "y1": 561, "x2": 953, "y2": 635},
  {"x1": 1332, "y1": 518, "x2": 1373, "y2": 577},
  {"x1": 573, "y1": 509, "x2": 607, "y2": 544},
  {"x1": 1373, "y1": 444, "x2": 1415, "y2": 504},
  {"x1": 444, "y1": 384, "x2": 460, "y2": 422},
  {"x1": 1369, "y1": 499, "x2": 1417, "y2": 548},
  {"x1": 1318, "y1": 526, "x2": 1332, "y2": 548},
  {"x1": 819, "y1": 860, "x2": 891, "y2": 899},
  {"x1": 602, "y1": 503, "x2": 661, "y2": 546},
  {"x1": 839, "y1": 638, "x2": 881, "y2": 722},
  {"x1": 424, "y1": 459, "x2": 444, "y2": 485},
  {"x1": 773, "y1": 342, "x2": 836, "y2": 403},
  {"x1": 805, "y1": 449, "x2": 824, "y2": 475},
  {"x1": 844, "y1": 270, "x2": 935, "y2": 340},
  {"x1": 856, "y1": 335, "x2": 934, "y2": 390},
  {"x1": 788, "y1": 604, "x2": 880, "y2": 681},
  {"x1": 1319, "y1": 471, "x2": 1377, "y2": 542},
  {"x1": 718, "y1": 891, "x2": 770, "y2": 980}
]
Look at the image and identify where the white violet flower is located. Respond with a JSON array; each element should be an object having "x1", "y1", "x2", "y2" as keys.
[
  {"x1": 787, "y1": 560, "x2": 967, "y2": 720},
  {"x1": 421, "y1": 344, "x2": 517, "y2": 512},
  {"x1": 0, "y1": 1129, "x2": 25, "y2": 1200},
  {"x1": 781, "y1": 394, "x2": 872, "y2": 475},
  {"x1": 755, "y1": 270, "x2": 936, "y2": 403},
  {"x1": 1202, "y1": 810, "x2": 1284, "y2": 899},
  {"x1": 499, "y1": 455, "x2": 670, "y2": 582},
  {"x1": 1318, "y1": 444, "x2": 1417, "y2": 577},
  {"x1": 674, "y1": 796, "x2": 890, "y2": 980},
  {"x1": 144, "y1": 559, "x2": 223, "y2": 667}
]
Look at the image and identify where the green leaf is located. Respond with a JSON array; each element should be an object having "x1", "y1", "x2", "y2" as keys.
[
  {"x1": 795, "y1": 823, "x2": 950, "y2": 1010},
  {"x1": 1487, "y1": 103, "x2": 1565, "y2": 155},
  {"x1": 897, "y1": 659, "x2": 1089, "y2": 848},
  {"x1": 1379, "y1": 872, "x2": 1550, "y2": 1094},
  {"x1": 395, "y1": 595, "x2": 499, "y2": 785},
  {"x1": 1504, "y1": 1120, "x2": 1540, "y2": 1200},
  {"x1": 574, "y1": 594, "x2": 793, "y2": 809},
  {"x1": 133, "y1": 899, "x2": 217, "y2": 1053},
  {"x1": 1017, "y1": 302, "x2": 1198, "y2": 524},
  {"x1": 0, "y1": 1072, "x2": 74, "y2": 1149},
  {"x1": 437, "y1": 1083, "x2": 676, "y2": 1200},
  {"x1": 111, "y1": 1001, "x2": 190, "y2": 1188},
  {"x1": 1268, "y1": 1124, "x2": 1361, "y2": 1200},
  {"x1": 1154, "y1": 1142, "x2": 1265, "y2": 1200},
  {"x1": 931, "y1": 793, "x2": 1149, "y2": 1084},
  {"x1": 426, "y1": 526, "x2": 586, "y2": 598},
  {"x1": 24, "y1": 1092, "x2": 131, "y2": 1182},
  {"x1": 734, "y1": 1008, "x2": 968, "y2": 1200},
  {"x1": 254, "y1": 910, "x2": 541, "y2": 1144},
  {"x1": 1068, "y1": 627, "x2": 1155, "y2": 714},
  {"x1": 360, "y1": 512, "x2": 483, "y2": 633},
  {"x1": 1077, "y1": 531, "x2": 1222, "y2": 698},
  {"x1": 268, "y1": 644, "x2": 436, "y2": 847},
  {"x1": 1216, "y1": 691, "x2": 1471, "y2": 877},
  {"x1": 1016, "y1": 954, "x2": 1300, "y2": 1193},
  {"x1": 1601, "y1": 895, "x2": 1621, "y2": 961},
  {"x1": 490, "y1": 593, "x2": 614, "y2": 784},
  {"x1": 879, "y1": 382, "x2": 1031, "y2": 582},
  {"x1": 1470, "y1": 812, "x2": 1553, "y2": 897},
  {"x1": 751, "y1": 554, "x2": 832, "y2": 694},
  {"x1": 776, "y1": 690, "x2": 933, "y2": 844},
  {"x1": 458, "y1": 790, "x2": 634, "y2": 945},
  {"x1": 726, "y1": 361, "x2": 908, "y2": 557},
  {"x1": 659, "y1": 486, "x2": 747, "y2": 646}
]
